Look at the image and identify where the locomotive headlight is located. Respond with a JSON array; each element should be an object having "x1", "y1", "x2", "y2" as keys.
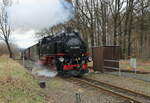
[
  {"x1": 59, "y1": 57, "x2": 64, "y2": 62},
  {"x1": 88, "y1": 57, "x2": 92, "y2": 62}
]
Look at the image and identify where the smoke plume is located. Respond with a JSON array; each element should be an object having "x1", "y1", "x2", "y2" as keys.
[
  {"x1": 32, "y1": 63, "x2": 57, "y2": 78},
  {"x1": 7, "y1": 0, "x2": 74, "y2": 31}
]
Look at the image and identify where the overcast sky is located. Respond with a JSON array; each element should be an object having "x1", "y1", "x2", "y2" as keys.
[
  {"x1": 10, "y1": 30, "x2": 38, "y2": 48},
  {"x1": 5, "y1": 0, "x2": 74, "y2": 49}
]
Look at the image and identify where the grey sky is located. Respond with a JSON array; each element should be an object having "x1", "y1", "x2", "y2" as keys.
[{"x1": 4, "y1": 0, "x2": 74, "y2": 48}]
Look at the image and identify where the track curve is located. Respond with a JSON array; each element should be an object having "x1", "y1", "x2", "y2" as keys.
[{"x1": 67, "y1": 77, "x2": 150, "y2": 103}]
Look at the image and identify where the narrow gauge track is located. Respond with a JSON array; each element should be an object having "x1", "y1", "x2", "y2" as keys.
[{"x1": 67, "y1": 77, "x2": 150, "y2": 103}]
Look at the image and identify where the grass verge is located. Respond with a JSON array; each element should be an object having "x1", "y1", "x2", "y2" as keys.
[{"x1": 0, "y1": 55, "x2": 45, "y2": 103}]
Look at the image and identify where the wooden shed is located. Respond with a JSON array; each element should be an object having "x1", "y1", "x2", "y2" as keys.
[{"x1": 92, "y1": 46, "x2": 120, "y2": 72}]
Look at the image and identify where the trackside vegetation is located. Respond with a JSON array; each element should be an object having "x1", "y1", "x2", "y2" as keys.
[{"x1": 0, "y1": 55, "x2": 45, "y2": 103}]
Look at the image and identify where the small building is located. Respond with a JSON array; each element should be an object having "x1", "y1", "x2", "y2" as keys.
[{"x1": 92, "y1": 46, "x2": 120, "y2": 72}]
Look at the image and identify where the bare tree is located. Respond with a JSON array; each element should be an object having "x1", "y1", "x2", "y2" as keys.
[
  {"x1": 125, "y1": 0, "x2": 134, "y2": 57},
  {"x1": 0, "y1": 0, "x2": 12, "y2": 58},
  {"x1": 136, "y1": 0, "x2": 150, "y2": 56},
  {"x1": 36, "y1": 0, "x2": 150, "y2": 58}
]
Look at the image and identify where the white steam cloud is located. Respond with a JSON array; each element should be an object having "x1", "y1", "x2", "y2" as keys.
[
  {"x1": 7, "y1": 0, "x2": 74, "y2": 31},
  {"x1": 32, "y1": 63, "x2": 57, "y2": 78}
]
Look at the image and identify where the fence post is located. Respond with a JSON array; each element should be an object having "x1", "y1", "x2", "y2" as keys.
[
  {"x1": 75, "y1": 93, "x2": 81, "y2": 103},
  {"x1": 118, "y1": 66, "x2": 121, "y2": 76},
  {"x1": 23, "y1": 51, "x2": 25, "y2": 67},
  {"x1": 130, "y1": 58, "x2": 137, "y2": 74}
]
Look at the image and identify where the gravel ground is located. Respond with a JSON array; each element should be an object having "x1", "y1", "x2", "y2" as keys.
[
  {"x1": 38, "y1": 77, "x2": 127, "y2": 103},
  {"x1": 84, "y1": 72, "x2": 150, "y2": 97}
]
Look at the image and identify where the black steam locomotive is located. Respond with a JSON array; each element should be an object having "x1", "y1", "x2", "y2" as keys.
[{"x1": 25, "y1": 29, "x2": 92, "y2": 76}]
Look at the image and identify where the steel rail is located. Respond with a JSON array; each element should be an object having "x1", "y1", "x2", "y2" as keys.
[
  {"x1": 68, "y1": 77, "x2": 150, "y2": 103},
  {"x1": 82, "y1": 77, "x2": 150, "y2": 99}
]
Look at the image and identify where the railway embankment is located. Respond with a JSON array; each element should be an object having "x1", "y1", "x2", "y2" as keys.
[{"x1": 0, "y1": 55, "x2": 126, "y2": 103}]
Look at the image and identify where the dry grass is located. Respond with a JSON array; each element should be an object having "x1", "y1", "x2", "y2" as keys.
[
  {"x1": 0, "y1": 55, "x2": 80, "y2": 103},
  {"x1": 120, "y1": 59, "x2": 150, "y2": 72},
  {"x1": 0, "y1": 55, "x2": 45, "y2": 103}
]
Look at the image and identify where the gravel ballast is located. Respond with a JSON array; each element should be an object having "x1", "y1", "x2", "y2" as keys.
[{"x1": 41, "y1": 77, "x2": 127, "y2": 103}]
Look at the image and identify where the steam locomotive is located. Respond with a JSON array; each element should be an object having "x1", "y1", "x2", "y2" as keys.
[{"x1": 24, "y1": 29, "x2": 92, "y2": 76}]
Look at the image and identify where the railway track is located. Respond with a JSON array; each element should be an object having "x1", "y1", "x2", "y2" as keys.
[{"x1": 67, "y1": 77, "x2": 150, "y2": 103}]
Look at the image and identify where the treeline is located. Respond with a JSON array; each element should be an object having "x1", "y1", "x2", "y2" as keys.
[
  {"x1": 0, "y1": 43, "x2": 20, "y2": 57},
  {"x1": 39, "y1": 0, "x2": 150, "y2": 58}
]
